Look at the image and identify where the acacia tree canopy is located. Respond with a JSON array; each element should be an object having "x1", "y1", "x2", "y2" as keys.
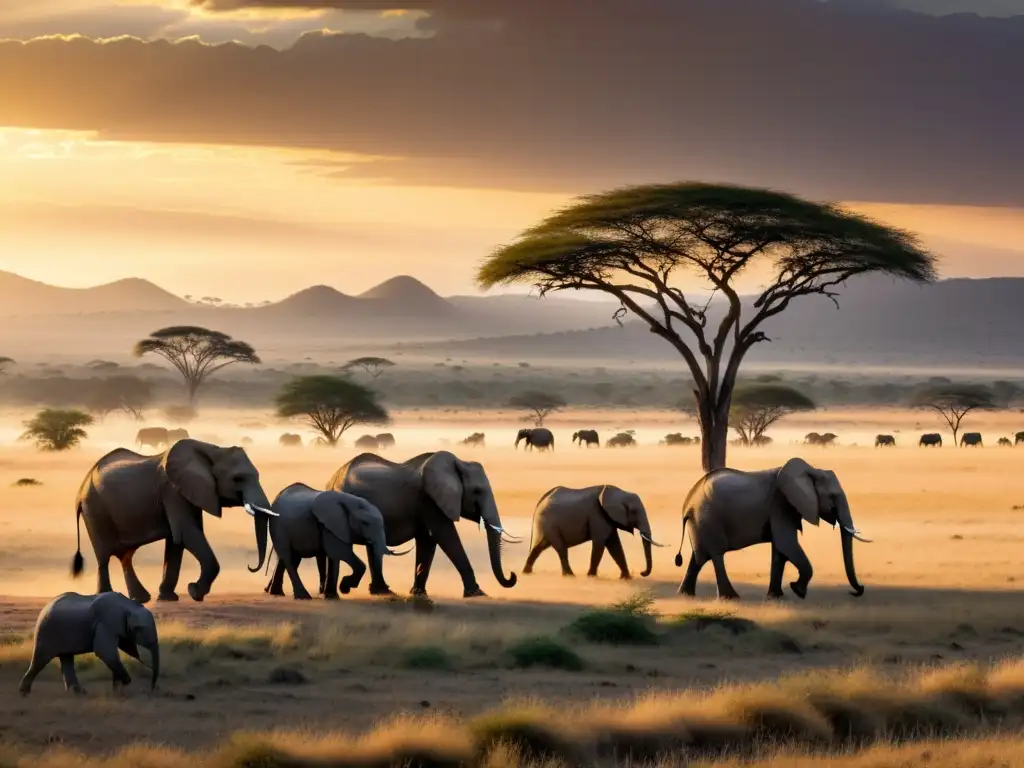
[
  {"x1": 133, "y1": 326, "x2": 260, "y2": 404},
  {"x1": 911, "y1": 384, "x2": 996, "y2": 446},
  {"x1": 478, "y1": 182, "x2": 937, "y2": 470},
  {"x1": 729, "y1": 383, "x2": 815, "y2": 446},
  {"x1": 275, "y1": 375, "x2": 389, "y2": 446},
  {"x1": 508, "y1": 390, "x2": 567, "y2": 426},
  {"x1": 342, "y1": 356, "x2": 396, "y2": 379},
  {"x1": 21, "y1": 409, "x2": 94, "y2": 451}
]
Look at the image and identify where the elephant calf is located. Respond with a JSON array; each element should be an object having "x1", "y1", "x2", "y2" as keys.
[
  {"x1": 20, "y1": 592, "x2": 159, "y2": 696},
  {"x1": 523, "y1": 485, "x2": 663, "y2": 579}
]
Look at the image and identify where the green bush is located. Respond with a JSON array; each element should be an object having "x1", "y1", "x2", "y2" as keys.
[
  {"x1": 567, "y1": 591, "x2": 660, "y2": 645},
  {"x1": 506, "y1": 636, "x2": 584, "y2": 671}
]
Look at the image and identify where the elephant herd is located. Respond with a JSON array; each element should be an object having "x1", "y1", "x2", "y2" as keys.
[{"x1": 874, "y1": 431, "x2": 1024, "y2": 448}]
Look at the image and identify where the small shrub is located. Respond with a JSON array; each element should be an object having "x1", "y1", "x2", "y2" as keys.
[
  {"x1": 568, "y1": 593, "x2": 660, "y2": 646},
  {"x1": 402, "y1": 646, "x2": 453, "y2": 670},
  {"x1": 13, "y1": 478, "x2": 41, "y2": 487},
  {"x1": 506, "y1": 636, "x2": 584, "y2": 670},
  {"x1": 612, "y1": 589, "x2": 658, "y2": 617}
]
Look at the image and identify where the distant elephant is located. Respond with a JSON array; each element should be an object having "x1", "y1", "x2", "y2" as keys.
[
  {"x1": 72, "y1": 439, "x2": 276, "y2": 603},
  {"x1": 19, "y1": 592, "x2": 159, "y2": 696},
  {"x1": 998, "y1": 437, "x2": 1012, "y2": 447},
  {"x1": 607, "y1": 432, "x2": 637, "y2": 448},
  {"x1": 135, "y1": 427, "x2": 168, "y2": 450},
  {"x1": 516, "y1": 428, "x2": 554, "y2": 451},
  {"x1": 167, "y1": 428, "x2": 189, "y2": 444},
  {"x1": 523, "y1": 485, "x2": 665, "y2": 579},
  {"x1": 675, "y1": 457, "x2": 869, "y2": 600},
  {"x1": 460, "y1": 432, "x2": 486, "y2": 447},
  {"x1": 355, "y1": 435, "x2": 380, "y2": 451},
  {"x1": 264, "y1": 483, "x2": 409, "y2": 599},
  {"x1": 663, "y1": 433, "x2": 690, "y2": 446},
  {"x1": 804, "y1": 432, "x2": 822, "y2": 445},
  {"x1": 328, "y1": 451, "x2": 519, "y2": 598},
  {"x1": 279, "y1": 433, "x2": 302, "y2": 448},
  {"x1": 376, "y1": 433, "x2": 396, "y2": 450},
  {"x1": 960, "y1": 432, "x2": 983, "y2": 447},
  {"x1": 919, "y1": 433, "x2": 943, "y2": 447},
  {"x1": 751, "y1": 435, "x2": 773, "y2": 446},
  {"x1": 875, "y1": 434, "x2": 896, "y2": 447},
  {"x1": 1015, "y1": 431, "x2": 1024, "y2": 446},
  {"x1": 572, "y1": 430, "x2": 600, "y2": 448}
]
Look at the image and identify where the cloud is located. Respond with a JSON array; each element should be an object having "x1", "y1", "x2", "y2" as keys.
[{"x1": 1, "y1": 0, "x2": 1022, "y2": 205}]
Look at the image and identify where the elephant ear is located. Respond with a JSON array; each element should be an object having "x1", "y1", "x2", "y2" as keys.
[
  {"x1": 778, "y1": 457, "x2": 819, "y2": 526},
  {"x1": 422, "y1": 452, "x2": 463, "y2": 522},
  {"x1": 598, "y1": 485, "x2": 632, "y2": 531},
  {"x1": 311, "y1": 491, "x2": 352, "y2": 544},
  {"x1": 162, "y1": 439, "x2": 221, "y2": 517}
]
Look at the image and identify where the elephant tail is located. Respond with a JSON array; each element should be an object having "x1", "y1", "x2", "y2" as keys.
[
  {"x1": 264, "y1": 541, "x2": 276, "y2": 577},
  {"x1": 674, "y1": 510, "x2": 692, "y2": 568},
  {"x1": 71, "y1": 504, "x2": 85, "y2": 577}
]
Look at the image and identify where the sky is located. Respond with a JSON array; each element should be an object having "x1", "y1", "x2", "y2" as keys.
[{"x1": 1, "y1": 0, "x2": 1023, "y2": 301}]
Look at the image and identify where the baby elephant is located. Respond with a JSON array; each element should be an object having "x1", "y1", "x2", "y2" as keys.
[
  {"x1": 20, "y1": 592, "x2": 159, "y2": 696},
  {"x1": 523, "y1": 485, "x2": 664, "y2": 579}
]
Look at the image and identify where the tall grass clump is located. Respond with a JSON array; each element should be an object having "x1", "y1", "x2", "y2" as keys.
[{"x1": 566, "y1": 590, "x2": 659, "y2": 645}]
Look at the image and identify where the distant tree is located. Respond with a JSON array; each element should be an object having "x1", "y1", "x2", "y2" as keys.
[
  {"x1": 342, "y1": 356, "x2": 396, "y2": 379},
  {"x1": 21, "y1": 409, "x2": 94, "y2": 451},
  {"x1": 275, "y1": 375, "x2": 389, "y2": 446},
  {"x1": 86, "y1": 375, "x2": 153, "y2": 421},
  {"x1": 478, "y1": 182, "x2": 936, "y2": 471},
  {"x1": 911, "y1": 385, "x2": 997, "y2": 447},
  {"x1": 0, "y1": 356, "x2": 14, "y2": 374},
  {"x1": 86, "y1": 360, "x2": 120, "y2": 372},
  {"x1": 730, "y1": 384, "x2": 815, "y2": 446},
  {"x1": 990, "y1": 380, "x2": 1023, "y2": 409},
  {"x1": 133, "y1": 326, "x2": 260, "y2": 404},
  {"x1": 509, "y1": 390, "x2": 566, "y2": 426}
]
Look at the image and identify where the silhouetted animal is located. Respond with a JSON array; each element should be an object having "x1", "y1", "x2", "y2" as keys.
[
  {"x1": 1015, "y1": 431, "x2": 1024, "y2": 445},
  {"x1": 960, "y1": 432, "x2": 983, "y2": 447},
  {"x1": 572, "y1": 429, "x2": 600, "y2": 447},
  {"x1": 167, "y1": 428, "x2": 189, "y2": 444},
  {"x1": 516, "y1": 428, "x2": 554, "y2": 451},
  {"x1": 662, "y1": 433, "x2": 691, "y2": 446},
  {"x1": 279, "y1": 433, "x2": 302, "y2": 448},
  {"x1": 607, "y1": 432, "x2": 637, "y2": 448},
  {"x1": 998, "y1": 437, "x2": 1012, "y2": 447},
  {"x1": 376, "y1": 433, "x2": 395, "y2": 450},
  {"x1": 875, "y1": 434, "x2": 896, "y2": 447},
  {"x1": 135, "y1": 427, "x2": 168, "y2": 450},
  {"x1": 919, "y1": 433, "x2": 943, "y2": 447},
  {"x1": 806, "y1": 432, "x2": 837, "y2": 446},
  {"x1": 354, "y1": 435, "x2": 380, "y2": 451},
  {"x1": 460, "y1": 432, "x2": 485, "y2": 447}
]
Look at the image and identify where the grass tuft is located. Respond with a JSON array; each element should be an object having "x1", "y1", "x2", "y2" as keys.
[
  {"x1": 568, "y1": 607, "x2": 659, "y2": 646},
  {"x1": 505, "y1": 636, "x2": 584, "y2": 670},
  {"x1": 12, "y1": 477, "x2": 41, "y2": 487}
]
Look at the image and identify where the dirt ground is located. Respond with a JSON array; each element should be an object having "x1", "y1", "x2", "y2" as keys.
[{"x1": 1, "y1": 406, "x2": 1023, "y2": 755}]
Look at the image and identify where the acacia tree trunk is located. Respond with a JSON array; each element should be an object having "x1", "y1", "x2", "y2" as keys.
[{"x1": 697, "y1": 394, "x2": 730, "y2": 472}]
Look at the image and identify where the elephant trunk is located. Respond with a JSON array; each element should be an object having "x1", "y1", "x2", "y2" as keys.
[
  {"x1": 836, "y1": 495, "x2": 865, "y2": 597},
  {"x1": 640, "y1": 535, "x2": 653, "y2": 578},
  {"x1": 486, "y1": 526, "x2": 518, "y2": 588},
  {"x1": 246, "y1": 484, "x2": 273, "y2": 574},
  {"x1": 147, "y1": 643, "x2": 160, "y2": 690}
]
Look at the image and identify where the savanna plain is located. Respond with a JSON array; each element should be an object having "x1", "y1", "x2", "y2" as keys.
[{"x1": 1, "y1": 406, "x2": 1024, "y2": 767}]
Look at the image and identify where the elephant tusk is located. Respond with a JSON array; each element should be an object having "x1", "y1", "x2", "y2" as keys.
[
  {"x1": 244, "y1": 502, "x2": 279, "y2": 517},
  {"x1": 385, "y1": 545, "x2": 414, "y2": 556},
  {"x1": 842, "y1": 525, "x2": 872, "y2": 543},
  {"x1": 640, "y1": 533, "x2": 667, "y2": 548}
]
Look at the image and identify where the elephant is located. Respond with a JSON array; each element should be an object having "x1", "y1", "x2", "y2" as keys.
[
  {"x1": 355, "y1": 434, "x2": 380, "y2": 451},
  {"x1": 328, "y1": 451, "x2": 519, "y2": 598},
  {"x1": 919, "y1": 433, "x2": 943, "y2": 447},
  {"x1": 804, "y1": 431, "x2": 822, "y2": 445},
  {"x1": 263, "y1": 483, "x2": 410, "y2": 600},
  {"x1": 522, "y1": 485, "x2": 664, "y2": 579},
  {"x1": 572, "y1": 430, "x2": 600, "y2": 447},
  {"x1": 999, "y1": 437, "x2": 1013, "y2": 447},
  {"x1": 461, "y1": 432, "x2": 486, "y2": 447},
  {"x1": 136, "y1": 427, "x2": 168, "y2": 450},
  {"x1": 675, "y1": 457, "x2": 869, "y2": 600},
  {"x1": 19, "y1": 592, "x2": 159, "y2": 696},
  {"x1": 1016, "y1": 431, "x2": 1024, "y2": 446},
  {"x1": 72, "y1": 439, "x2": 276, "y2": 604},
  {"x1": 875, "y1": 434, "x2": 896, "y2": 447},
  {"x1": 167, "y1": 428, "x2": 189, "y2": 444},
  {"x1": 751, "y1": 435, "x2": 773, "y2": 446},
  {"x1": 516, "y1": 428, "x2": 554, "y2": 451},
  {"x1": 960, "y1": 432, "x2": 983, "y2": 447},
  {"x1": 806, "y1": 432, "x2": 838, "y2": 446},
  {"x1": 662, "y1": 433, "x2": 691, "y2": 446},
  {"x1": 279, "y1": 433, "x2": 302, "y2": 448},
  {"x1": 607, "y1": 432, "x2": 637, "y2": 448},
  {"x1": 376, "y1": 433, "x2": 396, "y2": 450}
]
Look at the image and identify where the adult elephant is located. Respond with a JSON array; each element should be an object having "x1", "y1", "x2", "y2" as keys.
[
  {"x1": 328, "y1": 451, "x2": 519, "y2": 598},
  {"x1": 572, "y1": 430, "x2": 600, "y2": 448},
  {"x1": 279, "y1": 433, "x2": 302, "y2": 448},
  {"x1": 1015, "y1": 431, "x2": 1024, "y2": 446},
  {"x1": 675, "y1": 458, "x2": 869, "y2": 600},
  {"x1": 516, "y1": 428, "x2": 554, "y2": 451},
  {"x1": 376, "y1": 433, "x2": 396, "y2": 450},
  {"x1": 874, "y1": 434, "x2": 896, "y2": 447},
  {"x1": 522, "y1": 485, "x2": 664, "y2": 579},
  {"x1": 960, "y1": 432, "x2": 983, "y2": 447},
  {"x1": 355, "y1": 434, "x2": 380, "y2": 451},
  {"x1": 607, "y1": 432, "x2": 637, "y2": 448},
  {"x1": 919, "y1": 433, "x2": 943, "y2": 447},
  {"x1": 263, "y1": 483, "x2": 409, "y2": 599},
  {"x1": 167, "y1": 428, "x2": 189, "y2": 444},
  {"x1": 72, "y1": 439, "x2": 276, "y2": 603},
  {"x1": 136, "y1": 427, "x2": 168, "y2": 451}
]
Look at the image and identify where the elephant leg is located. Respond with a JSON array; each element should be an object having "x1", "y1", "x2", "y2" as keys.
[
  {"x1": 119, "y1": 549, "x2": 151, "y2": 604},
  {"x1": 678, "y1": 549, "x2": 708, "y2": 596},
  {"x1": 96, "y1": 553, "x2": 113, "y2": 594},
  {"x1": 364, "y1": 543, "x2": 394, "y2": 596},
  {"x1": 586, "y1": 539, "x2": 606, "y2": 577},
  {"x1": 772, "y1": 525, "x2": 813, "y2": 599},
  {"x1": 282, "y1": 555, "x2": 312, "y2": 600},
  {"x1": 410, "y1": 533, "x2": 437, "y2": 596},
  {"x1": 316, "y1": 554, "x2": 327, "y2": 595},
  {"x1": 158, "y1": 539, "x2": 184, "y2": 601},
  {"x1": 180, "y1": 525, "x2": 220, "y2": 602},
  {"x1": 266, "y1": 560, "x2": 287, "y2": 597},
  {"x1": 710, "y1": 553, "x2": 741, "y2": 600},
  {"x1": 18, "y1": 653, "x2": 52, "y2": 695},
  {"x1": 554, "y1": 544, "x2": 574, "y2": 576},
  {"x1": 523, "y1": 538, "x2": 550, "y2": 574},
  {"x1": 59, "y1": 654, "x2": 86, "y2": 694},
  {"x1": 767, "y1": 545, "x2": 787, "y2": 599},
  {"x1": 323, "y1": 558, "x2": 340, "y2": 599},
  {"x1": 433, "y1": 521, "x2": 484, "y2": 598},
  {"x1": 322, "y1": 535, "x2": 368, "y2": 596},
  {"x1": 605, "y1": 532, "x2": 631, "y2": 580},
  {"x1": 93, "y1": 626, "x2": 131, "y2": 690}
]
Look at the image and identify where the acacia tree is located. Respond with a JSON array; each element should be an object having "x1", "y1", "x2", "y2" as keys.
[
  {"x1": 730, "y1": 384, "x2": 815, "y2": 446},
  {"x1": 275, "y1": 375, "x2": 389, "y2": 446},
  {"x1": 911, "y1": 384, "x2": 996, "y2": 447},
  {"x1": 342, "y1": 356, "x2": 395, "y2": 380},
  {"x1": 133, "y1": 326, "x2": 260, "y2": 404},
  {"x1": 86, "y1": 375, "x2": 154, "y2": 421},
  {"x1": 21, "y1": 409, "x2": 94, "y2": 451},
  {"x1": 478, "y1": 182, "x2": 936, "y2": 471},
  {"x1": 509, "y1": 390, "x2": 567, "y2": 426}
]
